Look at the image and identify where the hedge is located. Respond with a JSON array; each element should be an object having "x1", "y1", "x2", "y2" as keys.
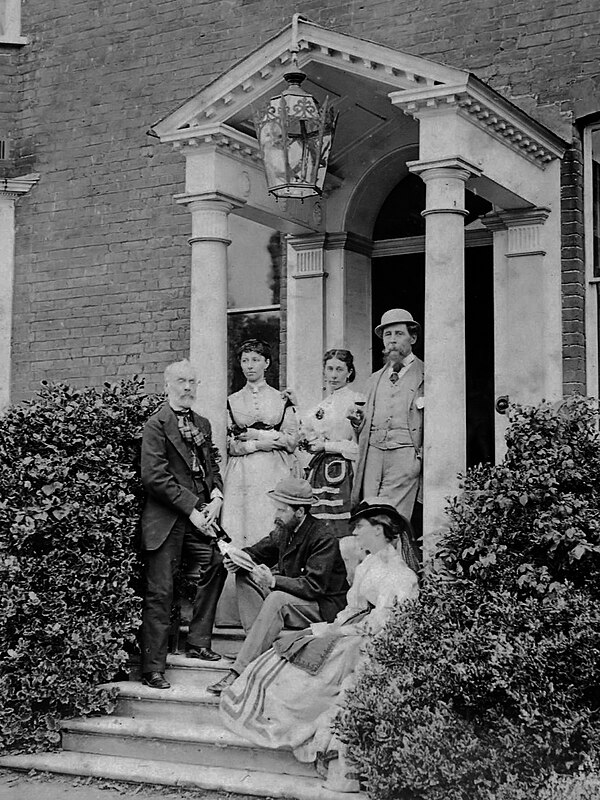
[
  {"x1": 0, "y1": 379, "x2": 160, "y2": 753},
  {"x1": 339, "y1": 398, "x2": 600, "y2": 800}
]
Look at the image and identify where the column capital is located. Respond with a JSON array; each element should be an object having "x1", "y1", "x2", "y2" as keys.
[
  {"x1": 287, "y1": 233, "x2": 327, "y2": 252},
  {"x1": 482, "y1": 206, "x2": 550, "y2": 257},
  {"x1": 0, "y1": 173, "x2": 40, "y2": 199},
  {"x1": 287, "y1": 234, "x2": 327, "y2": 279},
  {"x1": 409, "y1": 158, "x2": 480, "y2": 218},
  {"x1": 176, "y1": 191, "x2": 245, "y2": 246},
  {"x1": 482, "y1": 206, "x2": 550, "y2": 230},
  {"x1": 174, "y1": 190, "x2": 245, "y2": 212},
  {"x1": 407, "y1": 156, "x2": 482, "y2": 183}
]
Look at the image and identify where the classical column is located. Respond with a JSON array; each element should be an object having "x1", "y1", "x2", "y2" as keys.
[
  {"x1": 286, "y1": 234, "x2": 327, "y2": 410},
  {"x1": 0, "y1": 174, "x2": 40, "y2": 411},
  {"x1": 175, "y1": 191, "x2": 242, "y2": 458},
  {"x1": 408, "y1": 157, "x2": 480, "y2": 556}
]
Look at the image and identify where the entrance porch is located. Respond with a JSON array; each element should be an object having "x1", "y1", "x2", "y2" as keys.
[{"x1": 150, "y1": 18, "x2": 567, "y2": 552}]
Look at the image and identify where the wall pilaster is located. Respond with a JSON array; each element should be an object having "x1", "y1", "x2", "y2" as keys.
[{"x1": 0, "y1": 174, "x2": 39, "y2": 411}]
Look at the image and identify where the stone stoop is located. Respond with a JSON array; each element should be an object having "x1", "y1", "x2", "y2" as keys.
[{"x1": 0, "y1": 639, "x2": 368, "y2": 800}]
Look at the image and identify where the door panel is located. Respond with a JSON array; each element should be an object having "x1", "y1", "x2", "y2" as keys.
[{"x1": 371, "y1": 246, "x2": 494, "y2": 467}]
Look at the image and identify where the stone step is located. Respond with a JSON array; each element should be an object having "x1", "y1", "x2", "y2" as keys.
[
  {"x1": 106, "y1": 681, "x2": 222, "y2": 725},
  {"x1": 60, "y1": 715, "x2": 317, "y2": 778},
  {"x1": 0, "y1": 752, "x2": 367, "y2": 800},
  {"x1": 176, "y1": 624, "x2": 245, "y2": 659},
  {"x1": 127, "y1": 652, "x2": 235, "y2": 686}
]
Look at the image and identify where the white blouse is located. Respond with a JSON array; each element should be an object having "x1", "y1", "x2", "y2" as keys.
[
  {"x1": 333, "y1": 543, "x2": 419, "y2": 635},
  {"x1": 227, "y1": 381, "x2": 299, "y2": 456},
  {"x1": 301, "y1": 385, "x2": 365, "y2": 461}
]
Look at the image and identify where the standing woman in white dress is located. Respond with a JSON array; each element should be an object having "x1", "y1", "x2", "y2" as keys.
[
  {"x1": 302, "y1": 349, "x2": 365, "y2": 581},
  {"x1": 221, "y1": 339, "x2": 300, "y2": 548}
]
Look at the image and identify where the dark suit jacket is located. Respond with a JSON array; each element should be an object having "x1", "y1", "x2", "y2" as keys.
[
  {"x1": 141, "y1": 402, "x2": 223, "y2": 551},
  {"x1": 244, "y1": 514, "x2": 349, "y2": 622}
]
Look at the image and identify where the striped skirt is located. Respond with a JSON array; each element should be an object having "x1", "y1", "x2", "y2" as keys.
[{"x1": 305, "y1": 453, "x2": 354, "y2": 540}]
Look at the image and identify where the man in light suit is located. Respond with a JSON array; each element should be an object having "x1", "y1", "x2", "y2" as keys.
[
  {"x1": 140, "y1": 359, "x2": 226, "y2": 689},
  {"x1": 350, "y1": 309, "x2": 424, "y2": 527}
]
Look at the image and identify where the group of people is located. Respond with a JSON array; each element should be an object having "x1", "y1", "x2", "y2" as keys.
[{"x1": 138, "y1": 307, "x2": 424, "y2": 791}]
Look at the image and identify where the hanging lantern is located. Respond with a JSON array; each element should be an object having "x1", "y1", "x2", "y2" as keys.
[{"x1": 254, "y1": 68, "x2": 337, "y2": 200}]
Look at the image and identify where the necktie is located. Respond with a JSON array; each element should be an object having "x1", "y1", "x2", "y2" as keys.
[{"x1": 390, "y1": 363, "x2": 403, "y2": 384}]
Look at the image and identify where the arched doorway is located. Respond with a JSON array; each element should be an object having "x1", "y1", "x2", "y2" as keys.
[{"x1": 371, "y1": 173, "x2": 496, "y2": 468}]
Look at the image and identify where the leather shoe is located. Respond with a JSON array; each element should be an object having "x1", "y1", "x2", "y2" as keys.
[
  {"x1": 142, "y1": 671, "x2": 170, "y2": 689},
  {"x1": 207, "y1": 670, "x2": 238, "y2": 695},
  {"x1": 186, "y1": 646, "x2": 222, "y2": 662}
]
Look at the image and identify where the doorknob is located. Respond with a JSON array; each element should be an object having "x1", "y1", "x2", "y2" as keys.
[{"x1": 495, "y1": 395, "x2": 509, "y2": 415}]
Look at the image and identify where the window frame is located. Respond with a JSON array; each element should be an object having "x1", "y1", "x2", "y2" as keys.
[
  {"x1": 0, "y1": 0, "x2": 27, "y2": 45},
  {"x1": 583, "y1": 122, "x2": 600, "y2": 397}
]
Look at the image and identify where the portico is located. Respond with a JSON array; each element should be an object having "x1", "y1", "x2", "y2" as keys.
[{"x1": 151, "y1": 18, "x2": 567, "y2": 554}]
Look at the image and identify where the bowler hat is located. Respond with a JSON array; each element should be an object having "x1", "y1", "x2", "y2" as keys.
[
  {"x1": 267, "y1": 476, "x2": 316, "y2": 506},
  {"x1": 350, "y1": 497, "x2": 410, "y2": 530},
  {"x1": 374, "y1": 308, "x2": 421, "y2": 338}
]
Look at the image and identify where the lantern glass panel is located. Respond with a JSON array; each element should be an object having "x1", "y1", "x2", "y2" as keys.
[{"x1": 255, "y1": 77, "x2": 337, "y2": 200}]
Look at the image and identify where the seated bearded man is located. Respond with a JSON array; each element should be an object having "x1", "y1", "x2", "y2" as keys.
[{"x1": 207, "y1": 476, "x2": 349, "y2": 695}]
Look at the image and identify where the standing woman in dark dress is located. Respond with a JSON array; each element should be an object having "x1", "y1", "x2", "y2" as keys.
[{"x1": 302, "y1": 349, "x2": 365, "y2": 582}]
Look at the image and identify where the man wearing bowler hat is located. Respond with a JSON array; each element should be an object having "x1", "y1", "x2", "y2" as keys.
[
  {"x1": 207, "y1": 476, "x2": 349, "y2": 695},
  {"x1": 350, "y1": 308, "x2": 424, "y2": 526}
]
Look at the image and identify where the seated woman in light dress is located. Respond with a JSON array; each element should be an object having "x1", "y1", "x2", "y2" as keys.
[
  {"x1": 218, "y1": 339, "x2": 300, "y2": 625},
  {"x1": 219, "y1": 499, "x2": 420, "y2": 792},
  {"x1": 301, "y1": 349, "x2": 365, "y2": 583}
]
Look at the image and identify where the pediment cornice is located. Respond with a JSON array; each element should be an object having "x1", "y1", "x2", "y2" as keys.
[
  {"x1": 390, "y1": 80, "x2": 567, "y2": 169},
  {"x1": 151, "y1": 19, "x2": 468, "y2": 141},
  {"x1": 151, "y1": 19, "x2": 567, "y2": 176}
]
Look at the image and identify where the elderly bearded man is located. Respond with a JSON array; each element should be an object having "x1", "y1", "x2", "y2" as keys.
[
  {"x1": 207, "y1": 476, "x2": 349, "y2": 695},
  {"x1": 140, "y1": 359, "x2": 226, "y2": 689},
  {"x1": 350, "y1": 309, "x2": 424, "y2": 526}
]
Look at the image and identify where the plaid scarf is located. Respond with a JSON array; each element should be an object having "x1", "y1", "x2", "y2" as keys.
[{"x1": 175, "y1": 410, "x2": 206, "y2": 478}]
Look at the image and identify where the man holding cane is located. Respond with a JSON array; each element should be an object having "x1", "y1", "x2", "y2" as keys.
[{"x1": 140, "y1": 359, "x2": 226, "y2": 689}]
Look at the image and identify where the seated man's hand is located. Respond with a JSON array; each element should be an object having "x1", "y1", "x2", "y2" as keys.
[
  {"x1": 202, "y1": 497, "x2": 222, "y2": 526},
  {"x1": 223, "y1": 555, "x2": 239, "y2": 573},
  {"x1": 251, "y1": 563, "x2": 275, "y2": 591},
  {"x1": 189, "y1": 508, "x2": 207, "y2": 531}
]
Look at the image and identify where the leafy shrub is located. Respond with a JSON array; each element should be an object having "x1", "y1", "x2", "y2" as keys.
[
  {"x1": 0, "y1": 379, "x2": 161, "y2": 753},
  {"x1": 339, "y1": 398, "x2": 600, "y2": 799}
]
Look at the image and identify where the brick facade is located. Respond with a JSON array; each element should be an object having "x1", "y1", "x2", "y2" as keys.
[
  {"x1": 4, "y1": 0, "x2": 600, "y2": 400},
  {"x1": 561, "y1": 138, "x2": 587, "y2": 395}
]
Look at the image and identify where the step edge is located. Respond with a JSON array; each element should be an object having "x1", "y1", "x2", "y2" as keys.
[{"x1": 0, "y1": 752, "x2": 367, "y2": 800}]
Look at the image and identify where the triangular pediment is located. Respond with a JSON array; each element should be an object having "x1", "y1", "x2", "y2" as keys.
[
  {"x1": 151, "y1": 20, "x2": 467, "y2": 145},
  {"x1": 151, "y1": 19, "x2": 566, "y2": 172}
]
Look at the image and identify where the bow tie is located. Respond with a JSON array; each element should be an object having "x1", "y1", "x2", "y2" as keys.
[{"x1": 173, "y1": 408, "x2": 192, "y2": 418}]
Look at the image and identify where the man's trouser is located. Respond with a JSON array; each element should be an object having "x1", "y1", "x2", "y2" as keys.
[
  {"x1": 232, "y1": 572, "x2": 322, "y2": 675},
  {"x1": 141, "y1": 517, "x2": 226, "y2": 673},
  {"x1": 362, "y1": 445, "x2": 421, "y2": 520}
]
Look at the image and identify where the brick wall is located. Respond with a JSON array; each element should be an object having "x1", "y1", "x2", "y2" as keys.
[
  {"x1": 0, "y1": 45, "x2": 19, "y2": 175},
  {"x1": 561, "y1": 136, "x2": 587, "y2": 395},
  {"x1": 8, "y1": 0, "x2": 600, "y2": 400}
]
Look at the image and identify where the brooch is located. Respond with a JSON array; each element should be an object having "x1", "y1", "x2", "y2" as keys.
[{"x1": 315, "y1": 408, "x2": 325, "y2": 420}]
